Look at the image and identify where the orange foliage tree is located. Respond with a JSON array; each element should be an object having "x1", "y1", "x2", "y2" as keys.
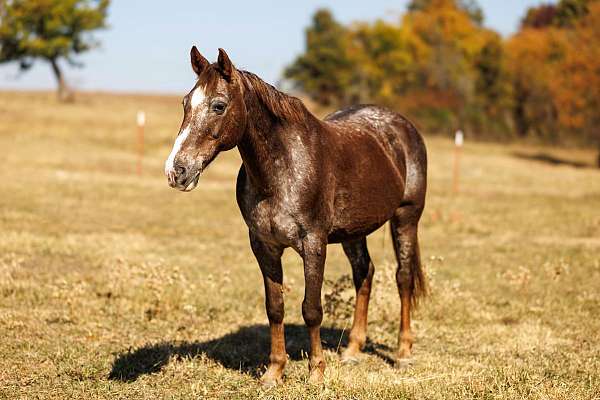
[
  {"x1": 285, "y1": 0, "x2": 600, "y2": 163},
  {"x1": 505, "y1": 27, "x2": 566, "y2": 141},
  {"x1": 507, "y1": 0, "x2": 600, "y2": 162},
  {"x1": 552, "y1": 2, "x2": 600, "y2": 162}
]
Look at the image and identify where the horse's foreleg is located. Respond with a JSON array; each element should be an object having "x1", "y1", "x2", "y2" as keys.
[
  {"x1": 340, "y1": 237, "x2": 374, "y2": 363},
  {"x1": 250, "y1": 233, "x2": 286, "y2": 387},
  {"x1": 301, "y1": 233, "x2": 327, "y2": 385}
]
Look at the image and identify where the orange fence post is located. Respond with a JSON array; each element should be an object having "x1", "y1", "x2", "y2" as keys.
[
  {"x1": 453, "y1": 130, "x2": 463, "y2": 194},
  {"x1": 136, "y1": 111, "x2": 145, "y2": 176}
]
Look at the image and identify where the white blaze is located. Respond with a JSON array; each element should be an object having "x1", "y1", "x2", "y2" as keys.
[
  {"x1": 164, "y1": 125, "x2": 190, "y2": 175},
  {"x1": 191, "y1": 85, "x2": 206, "y2": 109},
  {"x1": 164, "y1": 85, "x2": 206, "y2": 176}
]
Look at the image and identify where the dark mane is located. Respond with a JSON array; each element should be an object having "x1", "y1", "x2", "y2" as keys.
[{"x1": 239, "y1": 70, "x2": 311, "y2": 124}]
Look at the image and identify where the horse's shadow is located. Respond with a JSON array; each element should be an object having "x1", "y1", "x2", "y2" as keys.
[
  {"x1": 108, "y1": 323, "x2": 394, "y2": 382},
  {"x1": 512, "y1": 151, "x2": 591, "y2": 169}
]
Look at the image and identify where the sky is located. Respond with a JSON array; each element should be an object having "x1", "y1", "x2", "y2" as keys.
[{"x1": 0, "y1": 0, "x2": 544, "y2": 94}]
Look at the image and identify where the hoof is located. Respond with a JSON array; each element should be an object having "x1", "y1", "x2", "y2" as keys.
[
  {"x1": 340, "y1": 350, "x2": 360, "y2": 365},
  {"x1": 260, "y1": 375, "x2": 282, "y2": 388},
  {"x1": 260, "y1": 369, "x2": 283, "y2": 388},
  {"x1": 308, "y1": 368, "x2": 324, "y2": 386},
  {"x1": 260, "y1": 377, "x2": 281, "y2": 389},
  {"x1": 341, "y1": 342, "x2": 363, "y2": 365},
  {"x1": 341, "y1": 355, "x2": 360, "y2": 365},
  {"x1": 395, "y1": 357, "x2": 414, "y2": 369},
  {"x1": 308, "y1": 357, "x2": 326, "y2": 386}
]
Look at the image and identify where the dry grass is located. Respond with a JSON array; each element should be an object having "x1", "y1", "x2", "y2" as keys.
[{"x1": 1, "y1": 91, "x2": 599, "y2": 399}]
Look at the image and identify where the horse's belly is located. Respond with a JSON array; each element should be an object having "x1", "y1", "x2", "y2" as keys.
[
  {"x1": 327, "y1": 220, "x2": 386, "y2": 243},
  {"x1": 328, "y1": 175, "x2": 404, "y2": 243}
]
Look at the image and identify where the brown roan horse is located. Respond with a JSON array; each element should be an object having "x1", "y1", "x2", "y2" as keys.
[{"x1": 164, "y1": 47, "x2": 427, "y2": 386}]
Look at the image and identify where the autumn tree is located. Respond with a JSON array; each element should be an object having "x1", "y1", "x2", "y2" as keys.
[
  {"x1": 408, "y1": 0, "x2": 484, "y2": 25},
  {"x1": 286, "y1": 0, "x2": 600, "y2": 158},
  {"x1": 473, "y1": 32, "x2": 512, "y2": 135},
  {"x1": 506, "y1": 28, "x2": 565, "y2": 140},
  {"x1": 350, "y1": 20, "x2": 415, "y2": 105},
  {"x1": 0, "y1": 0, "x2": 110, "y2": 101},
  {"x1": 554, "y1": 0, "x2": 591, "y2": 26},
  {"x1": 284, "y1": 9, "x2": 356, "y2": 106},
  {"x1": 521, "y1": 0, "x2": 591, "y2": 29},
  {"x1": 398, "y1": 0, "x2": 495, "y2": 132},
  {"x1": 508, "y1": 0, "x2": 599, "y2": 152},
  {"x1": 286, "y1": 1, "x2": 510, "y2": 135},
  {"x1": 521, "y1": 4, "x2": 558, "y2": 29},
  {"x1": 552, "y1": 1, "x2": 600, "y2": 165}
]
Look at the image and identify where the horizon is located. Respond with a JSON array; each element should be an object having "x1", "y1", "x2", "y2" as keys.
[{"x1": 0, "y1": 0, "x2": 544, "y2": 95}]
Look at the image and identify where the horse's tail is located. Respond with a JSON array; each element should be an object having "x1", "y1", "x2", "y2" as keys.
[
  {"x1": 390, "y1": 217, "x2": 427, "y2": 306},
  {"x1": 392, "y1": 115, "x2": 428, "y2": 306}
]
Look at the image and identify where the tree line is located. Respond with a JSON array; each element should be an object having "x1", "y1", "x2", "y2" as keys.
[{"x1": 285, "y1": 0, "x2": 600, "y2": 164}]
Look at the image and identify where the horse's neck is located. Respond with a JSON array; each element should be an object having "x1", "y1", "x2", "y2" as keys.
[
  {"x1": 236, "y1": 95, "x2": 317, "y2": 196},
  {"x1": 237, "y1": 115, "x2": 290, "y2": 196}
]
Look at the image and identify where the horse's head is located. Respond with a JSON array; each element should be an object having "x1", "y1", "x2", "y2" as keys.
[{"x1": 165, "y1": 47, "x2": 247, "y2": 191}]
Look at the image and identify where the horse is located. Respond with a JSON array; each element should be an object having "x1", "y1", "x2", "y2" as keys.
[{"x1": 164, "y1": 47, "x2": 427, "y2": 386}]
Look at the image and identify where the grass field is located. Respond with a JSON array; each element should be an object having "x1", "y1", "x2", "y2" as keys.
[{"x1": 1, "y1": 91, "x2": 599, "y2": 399}]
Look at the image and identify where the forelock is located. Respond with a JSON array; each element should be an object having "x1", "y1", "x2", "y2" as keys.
[{"x1": 196, "y1": 65, "x2": 225, "y2": 94}]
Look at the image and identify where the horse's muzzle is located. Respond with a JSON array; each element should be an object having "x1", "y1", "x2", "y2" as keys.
[{"x1": 166, "y1": 165, "x2": 200, "y2": 192}]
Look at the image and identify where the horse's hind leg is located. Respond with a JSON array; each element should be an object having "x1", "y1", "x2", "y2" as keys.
[
  {"x1": 340, "y1": 237, "x2": 375, "y2": 363},
  {"x1": 390, "y1": 205, "x2": 426, "y2": 367}
]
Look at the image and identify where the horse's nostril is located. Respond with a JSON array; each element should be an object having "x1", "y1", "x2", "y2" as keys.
[{"x1": 175, "y1": 165, "x2": 186, "y2": 176}]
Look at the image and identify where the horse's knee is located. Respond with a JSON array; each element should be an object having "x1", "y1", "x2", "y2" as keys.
[
  {"x1": 265, "y1": 290, "x2": 285, "y2": 323},
  {"x1": 266, "y1": 302, "x2": 284, "y2": 324},
  {"x1": 396, "y1": 264, "x2": 411, "y2": 289},
  {"x1": 302, "y1": 300, "x2": 323, "y2": 327}
]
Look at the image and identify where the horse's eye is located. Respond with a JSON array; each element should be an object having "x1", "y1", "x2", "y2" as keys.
[{"x1": 211, "y1": 100, "x2": 227, "y2": 115}]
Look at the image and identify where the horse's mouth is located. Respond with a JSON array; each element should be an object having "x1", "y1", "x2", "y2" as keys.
[{"x1": 181, "y1": 172, "x2": 201, "y2": 192}]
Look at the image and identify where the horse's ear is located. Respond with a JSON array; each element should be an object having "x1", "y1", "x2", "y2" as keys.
[
  {"x1": 190, "y1": 46, "x2": 209, "y2": 76},
  {"x1": 217, "y1": 48, "x2": 234, "y2": 81}
]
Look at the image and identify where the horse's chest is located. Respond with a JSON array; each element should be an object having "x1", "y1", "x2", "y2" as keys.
[{"x1": 245, "y1": 198, "x2": 302, "y2": 247}]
